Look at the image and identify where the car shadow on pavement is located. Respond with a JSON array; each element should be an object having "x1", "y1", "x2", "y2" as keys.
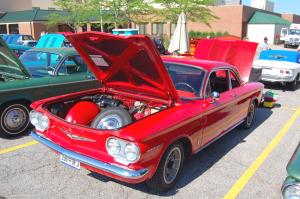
[
  {"x1": 88, "y1": 107, "x2": 273, "y2": 196},
  {"x1": 263, "y1": 82, "x2": 300, "y2": 92}
]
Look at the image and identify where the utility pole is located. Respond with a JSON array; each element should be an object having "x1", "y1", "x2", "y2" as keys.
[{"x1": 99, "y1": 2, "x2": 103, "y2": 32}]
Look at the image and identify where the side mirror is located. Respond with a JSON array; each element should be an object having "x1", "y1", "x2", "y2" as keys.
[{"x1": 210, "y1": 91, "x2": 220, "y2": 103}]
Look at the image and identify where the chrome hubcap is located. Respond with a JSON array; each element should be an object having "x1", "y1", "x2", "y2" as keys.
[
  {"x1": 163, "y1": 147, "x2": 182, "y2": 184},
  {"x1": 4, "y1": 108, "x2": 26, "y2": 131},
  {"x1": 246, "y1": 104, "x2": 255, "y2": 126},
  {"x1": 97, "y1": 114, "x2": 122, "y2": 130}
]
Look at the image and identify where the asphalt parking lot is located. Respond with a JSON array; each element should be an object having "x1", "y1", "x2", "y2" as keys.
[{"x1": 1, "y1": 46, "x2": 300, "y2": 199}]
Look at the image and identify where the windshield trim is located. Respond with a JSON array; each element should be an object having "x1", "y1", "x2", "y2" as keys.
[{"x1": 163, "y1": 61, "x2": 207, "y2": 99}]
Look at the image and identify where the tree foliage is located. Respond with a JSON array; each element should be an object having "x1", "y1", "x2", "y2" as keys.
[
  {"x1": 48, "y1": 0, "x2": 217, "y2": 31},
  {"x1": 153, "y1": 0, "x2": 218, "y2": 25}
]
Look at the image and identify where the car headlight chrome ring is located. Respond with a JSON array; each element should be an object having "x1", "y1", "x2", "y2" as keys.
[
  {"x1": 29, "y1": 111, "x2": 50, "y2": 132},
  {"x1": 282, "y1": 182, "x2": 300, "y2": 199}
]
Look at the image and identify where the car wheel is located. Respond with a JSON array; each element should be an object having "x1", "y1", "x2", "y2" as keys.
[
  {"x1": 0, "y1": 103, "x2": 31, "y2": 137},
  {"x1": 242, "y1": 101, "x2": 256, "y2": 129},
  {"x1": 90, "y1": 107, "x2": 132, "y2": 130},
  {"x1": 287, "y1": 74, "x2": 299, "y2": 91},
  {"x1": 146, "y1": 142, "x2": 184, "y2": 192}
]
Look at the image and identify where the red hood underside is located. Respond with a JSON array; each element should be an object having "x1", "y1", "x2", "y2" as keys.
[
  {"x1": 65, "y1": 32, "x2": 179, "y2": 103},
  {"x1": 194, "y1": 39, "x2": 258, "y2": 82}
]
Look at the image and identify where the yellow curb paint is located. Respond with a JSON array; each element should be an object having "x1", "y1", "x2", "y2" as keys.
[
  {"x1": 0, "y1": 141, "x2": 38, "y2": 155},
  {"x1": 224, "y1": 107, "x2": 300, "y2": 199}
]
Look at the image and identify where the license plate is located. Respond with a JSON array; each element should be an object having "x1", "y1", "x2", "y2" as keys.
[{"x1": 60, "y1": 154, "x2": 80, "y2": 170}]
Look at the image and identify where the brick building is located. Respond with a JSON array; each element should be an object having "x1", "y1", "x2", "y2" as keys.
[{"x1": 0, "y1": 8, "x2": 72, "y2": 39}]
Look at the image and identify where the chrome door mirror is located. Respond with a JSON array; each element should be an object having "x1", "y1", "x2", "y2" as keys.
[{"x1": 210, "y1": 91, "x2": 220, "y2": 103}]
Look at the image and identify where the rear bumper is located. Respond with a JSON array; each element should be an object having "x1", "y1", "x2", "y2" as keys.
[{"x1": 31, "y1": 131, "x2": 149, "y2": 182}]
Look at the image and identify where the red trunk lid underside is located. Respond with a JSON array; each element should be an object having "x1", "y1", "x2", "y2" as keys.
[{"x1": 194, "y1": 39, "x2": 258, "y2": 82}]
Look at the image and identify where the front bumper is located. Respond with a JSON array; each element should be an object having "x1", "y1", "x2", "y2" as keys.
[
  {"x1": 31, "y1": 131, "x2": 149, "y2": 181},
  {"x1": 261, "y1": 75, "x2": 294, "y2": 83}
]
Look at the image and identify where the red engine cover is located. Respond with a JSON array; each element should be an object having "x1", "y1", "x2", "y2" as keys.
[{"x1": 65, "y1": 101, "x2": 101, "y2": 125}]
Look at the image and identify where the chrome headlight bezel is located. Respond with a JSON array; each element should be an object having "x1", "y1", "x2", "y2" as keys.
[
  {"x1": 282, "y1": 180, "x2": 300, "y2": 199},
  {"x1": 29, "y1": 110, "x2": 50, "y2": 132},
  {"x1": 106, "y1": 137, "x2": 140, "y2": 165}
]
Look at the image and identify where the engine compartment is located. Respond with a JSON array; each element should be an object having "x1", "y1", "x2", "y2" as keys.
[{"x1": 46, "y1": 92, "x2": 168, "y2": 130}]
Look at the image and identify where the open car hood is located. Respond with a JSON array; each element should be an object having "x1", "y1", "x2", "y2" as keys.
[
  {"x1": 65, "y1": 32, "x2": 179, "y2": 103},
  {"x1": 0, "y1": 37, "x2": 30, "y2": 78},
  {"x1": 194, "y1": 39, "x2": 258, "y2": 82}
]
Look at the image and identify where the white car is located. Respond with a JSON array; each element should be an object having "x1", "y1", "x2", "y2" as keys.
[{"x1": 252, "y1": 50, "x2": 300, "y2": 90}]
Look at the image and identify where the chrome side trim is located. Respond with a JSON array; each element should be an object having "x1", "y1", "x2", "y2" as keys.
[{"x1": 31, "y1": 131, "x2": 148, "y2": 180}]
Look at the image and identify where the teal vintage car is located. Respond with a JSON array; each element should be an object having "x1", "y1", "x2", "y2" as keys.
[
  {"x1": 0, "y1": 38, "x2": 99, "y2": 137},
  {"x1": 282, "y1": 143, "x2": 300, "y2": 198}
]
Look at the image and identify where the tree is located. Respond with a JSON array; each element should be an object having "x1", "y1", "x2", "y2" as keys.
[
  {"x1": 153, "y1": 0, "x2": 218, "y2": 25},
  {"x1": 48, "y1": 0, "x2": 97, "y2": 32}
]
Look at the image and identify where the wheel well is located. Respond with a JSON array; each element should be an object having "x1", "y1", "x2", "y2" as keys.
[
  {"x1": 177, "y1": 137, "x2": 192, "y2": 159},
  {"x1": 0, "y1": 99, "x2": 32, "y2": 109}
]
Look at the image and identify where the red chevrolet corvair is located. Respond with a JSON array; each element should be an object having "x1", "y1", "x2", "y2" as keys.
[{"x1": 30, "y1": 32, "x2": 263, "y2": 192}]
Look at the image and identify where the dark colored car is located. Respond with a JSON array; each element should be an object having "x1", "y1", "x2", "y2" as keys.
[{"x1": 0, "y1": 38, "x2": 99, "y2": 137}]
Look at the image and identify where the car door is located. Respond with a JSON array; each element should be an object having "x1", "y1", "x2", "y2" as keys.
[
  {"x1": 201, "y1": 69, "x2": 237, "y2": 146},
  {"x1": 48, "y1": 55, "x2": 100, "y2": 96},
  {"x1": 228, "y1": 69, "x2": 251, "y2": 124}
]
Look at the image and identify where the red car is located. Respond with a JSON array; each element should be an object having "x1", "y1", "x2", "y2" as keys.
[{"x1": 30, "y1": 32, "x2": 263, "y2": 192}]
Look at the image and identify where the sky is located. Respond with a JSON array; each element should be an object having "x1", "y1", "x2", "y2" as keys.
[{"x1": 242, "y1": 0, "x2": 300, "y2": 15}]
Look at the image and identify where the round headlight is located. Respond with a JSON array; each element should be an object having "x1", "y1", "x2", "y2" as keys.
[
  {"x1": 106, "y1": 138, "x2": 121, "y2": 156},
  {"x1": 29, "y1": 111, "x2": 40, "y2": 126},
  {"x1": 282, "y1": 183, "x2": 300, "y2": 199},
  {"x1": 29, "y1": 111, "x2": 49, "y2": 132},
  {"x1": 39, "y1": 115, "x2": 50, "y2": 130},
  {"x1": 124, "y1": 143, "x2": 140, "y2": 162}
]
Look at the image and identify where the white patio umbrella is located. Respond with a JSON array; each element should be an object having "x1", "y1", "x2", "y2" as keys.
[{"x1": 168, "y1": 12, "x2": 189, "y2": 54}]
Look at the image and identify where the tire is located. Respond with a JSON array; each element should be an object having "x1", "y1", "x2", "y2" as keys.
[
  {"x1": 90, "y1": 107, "x2": 132, "y2": 130},
  {"x1": 287, "y1": 74, "x2": 299, "y2": 91},
  {"x1": 241, "y1": 101, "x2": 256, "y2": 129},
  {"x1": 0, "y1": 103, "x2": 31, "y2": 137},
  {"x1": 146, "y1": 142, "x2": 184, "y2": 192}
]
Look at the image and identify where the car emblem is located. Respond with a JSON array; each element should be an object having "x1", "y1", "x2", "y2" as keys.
[{"x1": 58, "y1": 127, "x2": 96, "y2": 142}]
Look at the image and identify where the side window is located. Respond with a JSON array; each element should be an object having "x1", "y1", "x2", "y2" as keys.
[
  {"x1": 58, "y1": 55, "x2": 87, "y2": 76},
  {"x1": 230, "y1": 71, "x2": 240, "y2": 89},
  {"x1": 206, "y1": 70, "x2": 230, "y2": 97}
]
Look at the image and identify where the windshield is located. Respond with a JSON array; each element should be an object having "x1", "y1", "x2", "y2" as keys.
[
  {"x1": 165, "y1": 62, "x2": 206, "y2": 98},
  {"x1": 19, "y1": 51, "x2": 62, "y2": 78},
  {"x1": 0, "y1": 40, "x2": 28, "y2": 78},
  {"x1": 289, "y1": 29, "x2": 300, "y2": 35}
]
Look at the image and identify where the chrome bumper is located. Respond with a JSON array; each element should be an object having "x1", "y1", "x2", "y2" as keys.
[{"x1": 31, "y1": 131, "x2": 149, "y2": 180}]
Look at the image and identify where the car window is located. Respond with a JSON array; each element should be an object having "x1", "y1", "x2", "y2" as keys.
[
  {"x1": 19, "y1": 51, "x2": 62, "y2": 78},
  {"x1": 206, "y1": 70, "x2": 229, "y2": 97},
  {"x1": 165, "y1": 62, "x2": 206, "y2": 98},
  {"x1": 58, "y1": 55, "x2": 88, "y2": 76},
  {"x1": 230, "y1": 71, "x2": 240, "y2": 89},
  {"x1": 22, "y1": 35, "x2": 33, "y2": 40}
]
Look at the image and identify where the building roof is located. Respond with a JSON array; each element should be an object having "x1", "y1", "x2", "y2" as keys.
[
  {"x1": 0, "y1": 8, "x2": 68, "y2": 23},
  {"x1": 249, "y1": 11, "x2": 291, "y2": 25}
]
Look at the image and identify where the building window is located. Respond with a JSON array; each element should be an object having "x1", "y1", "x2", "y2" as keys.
[
  {"x1": 8, "y1": 24, "x2": 19, "y2": 34},
  {"x1": 0, "y1": 25, "x2": 7, "y2": 34},
  {"x1": 136, "y1": 24, "x2": 147, "y2": 35},
  {"x1": 152, "y1": 23, "x2": 166, "y2": 35}
]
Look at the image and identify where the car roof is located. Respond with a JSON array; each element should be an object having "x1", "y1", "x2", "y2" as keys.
[
  {"x1": 27, "y1": 47, "x2": 78, "y2": 56},
  {"x1": 162, "y1": 56, "x2": 234, "y2": 72}
]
